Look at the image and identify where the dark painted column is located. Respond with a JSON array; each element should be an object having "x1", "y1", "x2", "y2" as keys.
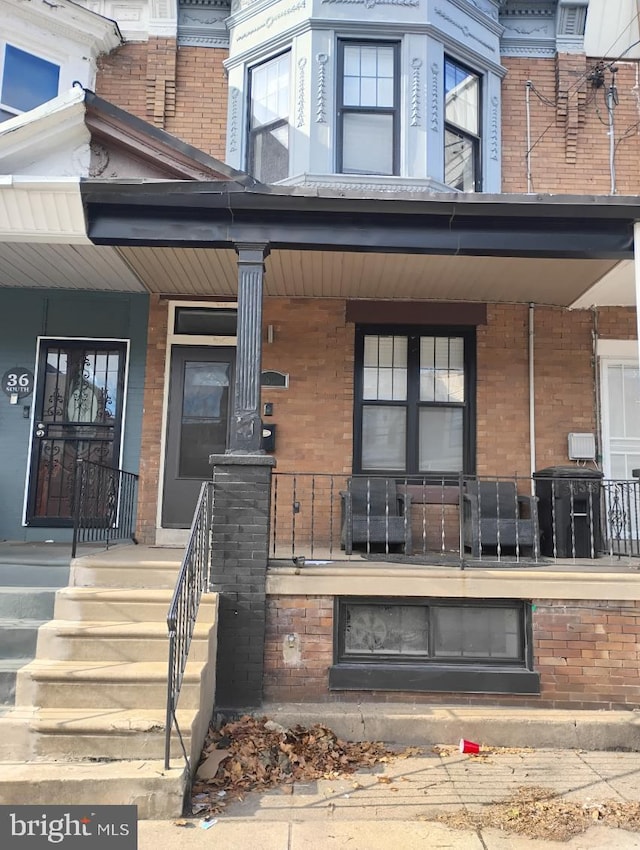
[
  {"x1": 228, "y1": 242, "x2": 270, "y2": 454},
  {"x1": 209, "y1": 454, "x2": 275, "y2": 709}
]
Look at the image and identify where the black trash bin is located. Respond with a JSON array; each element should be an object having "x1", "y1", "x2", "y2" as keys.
[{"x1": 533, "y1": 466, "x2": 604, "y2": 558}]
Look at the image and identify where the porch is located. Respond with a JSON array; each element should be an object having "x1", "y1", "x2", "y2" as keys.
[{"x1": 268, "y1": 472, "x2": 640, "y2": 568}]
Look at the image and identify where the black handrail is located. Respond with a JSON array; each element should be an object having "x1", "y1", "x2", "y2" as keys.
[
  {"x1": 71, "y1": 459, "x2": 139, "y2": 558},
  {"x1": 165, "y1": 480, "x2": 213, "y2": 771}
]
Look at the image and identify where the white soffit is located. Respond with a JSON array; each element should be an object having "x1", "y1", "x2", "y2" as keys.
[
  {"x1": 117, "y1": 246, "x2": 618, "y2": 306},
  {"x1": 584, "y1": 0, "x2": 640, "y2": 59},
  {"x1": 0, "y1": 243, "x2": 146, "y2": 291},
  {"x1": 0, "y1": 177, "x2": 89, "y2": 243},
  {"x1": 570, "y1": 260, "x2": 636, "y2": 308}
]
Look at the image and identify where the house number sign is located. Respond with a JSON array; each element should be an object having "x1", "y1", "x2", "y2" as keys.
[{"x1": 2, "y1": 367, "x2": 34, "y2": 398}]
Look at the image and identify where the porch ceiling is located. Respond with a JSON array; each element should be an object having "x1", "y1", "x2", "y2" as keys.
[
  {"x1": 0, "y1": 241, "x2": 625, "y2": 306},
  {"x1": 117, "y1": 246, "x2": 620, "y2": 306}
]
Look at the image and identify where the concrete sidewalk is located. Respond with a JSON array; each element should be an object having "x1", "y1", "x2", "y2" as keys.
[{"x1": 139, "y1": 746, "x2": 640, "y2": 849}]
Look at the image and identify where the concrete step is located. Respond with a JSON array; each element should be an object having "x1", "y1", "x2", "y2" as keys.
[
  {"x1": 0, "y1": 759, "x2": 187, "y2": 819},
  {"x1": 36, "y1": 620, "x2": 212, "y2": 662},
  {"x1": 15, "y1": 660, "x2": 207, "y2": 710},
  {"x1": 0, "y1": 563, "x2": 70, "y2": 587},
  {"x1": 0, "y1": 706, "x2": 199, "y2": 762},
  {"x1": 53, "y1": 587, "x2": 189, "y2": 621},
  {"x1": 0, "y1": 659, "x2": 30, "y2": 705},
  {"x1": 71, "y1": 560, "x2": 181, "y2": 590},
  {"x1": 0, "y1": 588, "x2": 58, "y2": 619},
  {"x1": 0, "y1": 618, "x2": 45, "y2": 658},
  {"x1": 261, "y1": 703, "x2": 640, "y2": 751}
]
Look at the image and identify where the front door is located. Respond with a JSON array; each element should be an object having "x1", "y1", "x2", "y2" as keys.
[
  {"x1": 162, "y1": 346, "x2": 234, "y2": 527},
  {"x1": 27, "y1": 340, "x2": 127, "y2": 526}
]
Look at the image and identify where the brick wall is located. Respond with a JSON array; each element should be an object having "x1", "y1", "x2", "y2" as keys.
[
  {"x1": 97, "y1": 41, "x2": 228, "y2": 160},
  {"x1": 264, "y1": 595, "x2": 640, "y2": 709},
  {"x1": 136, "y1": 295, "x2": 168, "y2": 543},
  {"x1": 261, "y1": 298, "x2": 354, "y2": 474},
  {"x1": 502, "y1": 56, "x2": 640, "y2": 194}
]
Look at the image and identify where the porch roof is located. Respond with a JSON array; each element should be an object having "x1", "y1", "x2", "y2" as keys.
[{"x1": 2, "y1": 179, "x2": 640, "y2": 306}]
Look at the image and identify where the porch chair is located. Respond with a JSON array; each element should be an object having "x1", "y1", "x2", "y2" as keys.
[
  {"x1": 340, "y1": 477, "x2": 412, "y2": 555},
  {"x1": 463, "y1": 480, "x2": 539, "y2": 559}
]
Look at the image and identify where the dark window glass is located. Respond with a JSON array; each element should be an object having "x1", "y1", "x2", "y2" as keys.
[
  {"x1": 354, "y1": 328, "x2": 475, "y2": 476},
  {"x1": 174, "y1": 308, "x2": 237, "y2": 336},
  {"x1": 338, "y1": 599, "x2": 527, "y2": 666},
  {"x1": 178, "y1": 361, "x2": 230, "y2": 477},
  {"x1": 444, "y1": 58, "x2": 480, "y2": 191},
  {"x1": 248, "y1": 53, "x2": 290, "y2": 183},
  {"x1": 1, "y1": 45, "x2": 59, "y2": 120},
  {"x1": 338, "y1": 41, "x2": 399, "y2": 176}
]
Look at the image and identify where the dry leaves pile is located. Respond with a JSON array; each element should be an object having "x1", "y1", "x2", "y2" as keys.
[
  {"x1": 191, "y1": 715, "x2": 405, "y2": 815},
  {"x1": 436, "y1": 786, "x2": 640, "y2": 842}
]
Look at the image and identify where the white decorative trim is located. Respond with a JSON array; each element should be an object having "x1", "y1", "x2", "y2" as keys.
[
  {"x1": 490, "y1": 95, "x2": 499, "y2": 162},
  {"x1": 228, "y1": 89, "x2": 240, "y2": 154},
  {"x1": 278, "y1": 173, "x2": 457, "y2": 193},
  {"x1": 235, "y1": 0, "x2": 306, "y2": 43},
  {"x1": 434, "y1": 6, "x2": 496, "y2": 53},
  {"x1": 410, "y1": 58, "x2": 422, "y2": 128},
  {"x1": 316, "y1": 53, "x2": 328, "y2": 124},
  {"x1": 321, "y1": 0, "x2": 419, "y2": 6},
  {"x1": 430, "y1": 62, "x2": 439, "y2": 132},
  {"x1": 296, "y1": 57, "x2": 307, "y2": 128},
  {"x1": 5, "y1": 0, "x2": 121, "y2": 54}
]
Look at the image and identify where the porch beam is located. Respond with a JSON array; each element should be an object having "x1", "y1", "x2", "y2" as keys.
[{"x1": 228, "y1": 242, "x2": 270, "y2": 454}]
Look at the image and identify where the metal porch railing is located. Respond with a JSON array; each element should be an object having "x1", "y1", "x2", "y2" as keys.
[
  {"x1": 165, "y1": 480, "x2": 213, "y2": 771},
  {"x1": 270, "y1": 472, "x2": 640, "y2": 566},
  {"x1": 71, "y1": 459, "x2": 139, "y2": 558}
]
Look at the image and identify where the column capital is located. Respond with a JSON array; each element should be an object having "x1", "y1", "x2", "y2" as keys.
[{"x1": 234, "y1": 242, "x2": 270, "y2": 265}]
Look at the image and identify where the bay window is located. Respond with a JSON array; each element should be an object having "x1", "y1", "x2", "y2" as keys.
[
  {"x1": 444, "y1": 58, "x2": 481, "y2": 192},
  {"x1": 338, "y1": 40, "x2": 399, "y2": 176},
  {"x1": 247, "y1": 52, "x2": 290, "y2": 183}
]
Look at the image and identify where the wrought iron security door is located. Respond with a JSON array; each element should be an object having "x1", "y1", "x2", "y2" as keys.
[{"x1": 27, "y1": 340, "x2": 126, "y2": 525}]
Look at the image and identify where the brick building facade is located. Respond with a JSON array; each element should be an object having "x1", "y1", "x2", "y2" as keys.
[{"x1": 2, "y1": 0, "x2": 640, "y2": 710}]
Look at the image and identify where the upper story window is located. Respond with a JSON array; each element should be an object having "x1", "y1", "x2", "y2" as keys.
[
  {"x1": 0, "y1": 44, "x2": 60, "y2": 123},
  {"x1": 337, "y1": 41, "x2": 399, "y2": 176},
  {"x1": 444, "y1": 58, "x2": 481, "y2": 192},
  {"x1": 247, "y1": 52, "x2": 290, "y2": 183}
]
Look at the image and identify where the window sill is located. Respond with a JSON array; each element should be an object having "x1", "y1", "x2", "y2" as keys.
[{"x1": 329, "y1": 663, "x2": 540, "y2": 695}]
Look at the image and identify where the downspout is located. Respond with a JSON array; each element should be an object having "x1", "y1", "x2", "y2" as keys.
[
  {"x1": 525, "y1": 81, "x2": 533, "y2": 193},
  {"x1": 529, "y1": 303, "x2": 536, "y2": 489},
  {"x1": 592, "y1": 307, "x2": 602, "y2": 469},
  {"x1": 635, "y1": 223, "x2": 640, "y2": 369}
]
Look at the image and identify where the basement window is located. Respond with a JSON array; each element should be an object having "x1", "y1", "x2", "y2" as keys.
[{"x1": 330, "y1": 598, "x2": 539, "y2": 695}]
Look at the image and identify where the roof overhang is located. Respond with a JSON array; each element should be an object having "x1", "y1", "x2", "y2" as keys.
[{"x1": 1, "y1": 180, "x2": 640, "y2": 307}]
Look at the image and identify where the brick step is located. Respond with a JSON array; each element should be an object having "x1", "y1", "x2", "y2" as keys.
[
  {"x1": 15, "y1": 660, "x2": 206, "y2": 710},
  {"x1": 36, "y1": 620, "x2": 211, "y2": 662}
]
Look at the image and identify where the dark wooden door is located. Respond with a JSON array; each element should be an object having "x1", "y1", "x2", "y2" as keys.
[{"x1": 162, "y1": 346, "x2": 234, "y2": 528}]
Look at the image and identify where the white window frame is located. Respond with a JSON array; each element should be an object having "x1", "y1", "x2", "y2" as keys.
[{"x1": 0, "y1": 41, "x2": 61, "y2": 120}]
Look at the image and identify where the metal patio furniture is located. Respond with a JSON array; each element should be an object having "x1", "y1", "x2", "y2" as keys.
[
  {"x1": 340, "y1": 477, "x2": 412, "y2": 555},
  {"x1": 463, "y1": 480, "x2": 539, "y2": 559}
]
